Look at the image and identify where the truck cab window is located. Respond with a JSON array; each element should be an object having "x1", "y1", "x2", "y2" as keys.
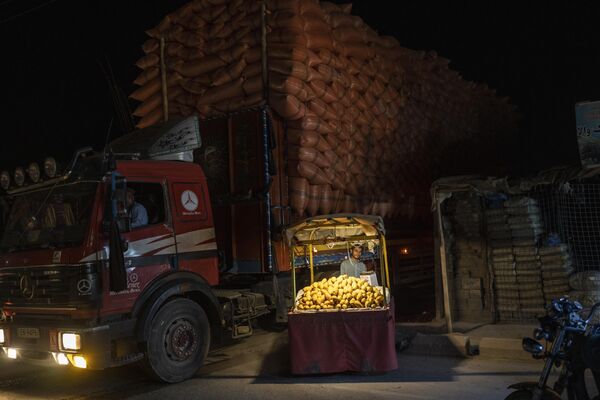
[{"x1": 124, "y1": 182, "x2": 166, "y2": 228}]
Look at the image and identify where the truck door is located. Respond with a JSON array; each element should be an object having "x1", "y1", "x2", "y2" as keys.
[
  {"x1": 169, "y1": 181, "x2": 219, "y2": 285},
  {"x1": 101, "y1": 178, "x2": 175, "y2": 315}
]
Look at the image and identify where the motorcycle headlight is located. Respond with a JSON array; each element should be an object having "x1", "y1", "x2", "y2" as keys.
[{"x1": 522, "y1": 337, "x2": 544, "y2": 355}]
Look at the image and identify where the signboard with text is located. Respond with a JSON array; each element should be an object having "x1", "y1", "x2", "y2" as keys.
[{"x1": 576, "y1": 100, "x2": 600, "y2": 167}]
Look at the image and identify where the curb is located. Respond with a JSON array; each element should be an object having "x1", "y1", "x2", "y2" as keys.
[{"x1": 403, "y1": 333, "x2": 471, "y2": 358}]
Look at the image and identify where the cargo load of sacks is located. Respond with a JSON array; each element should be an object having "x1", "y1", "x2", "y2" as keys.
[{"x1": 130, "y1": 0, "x2": 518, "y2": 218}]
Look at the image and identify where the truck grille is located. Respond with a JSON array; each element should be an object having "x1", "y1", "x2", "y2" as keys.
[{"x1": 0, "y1": 264, "x2": 100, "y2": 306}]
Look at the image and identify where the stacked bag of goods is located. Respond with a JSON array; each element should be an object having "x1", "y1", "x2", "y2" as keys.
[
  {"x1": 485, "y1": 195, "x2": 576, "y2": 321},
  {"x1": 486, "y1": 207, "x2": 519, "y2": 320},
  {"x1": 295, "y1": 275, "x2": 385, "y2": 311},
  {"x1": 448, "y1": 194, "x2": 487, "y2": 320},
  {"x1": 539, "y1": 244, "x2": 572, "y2": 303},
  {"x1": 505, "y1": 197, "x2": 544, "y2": 243},
  {"x1": 505, "y1": 197, "x2": 545, "y2": 318},
  {"x1": 486, "y1": 196, "x2": 545, "y2": 321},
  {"x1": 570, "y1": 271, "x2": 600, "y2": 307},
  {"x1": 130, "y1": 0, "x2": 518, "y2": 219},
  {"x1": 512, "y1": 244, "x2": 543, "y2": 318},
  {"x1": 130, "y1": 0, "x2": 266, "y2": 127}
]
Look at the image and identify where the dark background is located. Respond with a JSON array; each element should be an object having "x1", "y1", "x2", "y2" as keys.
[{"x1": 0, "y1": 0, "x2": 597, "y2": 174}]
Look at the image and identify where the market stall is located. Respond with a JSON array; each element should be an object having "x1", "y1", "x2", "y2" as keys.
[{"x1": 286, "y1": 214, "x2": 397, "y2": 375}]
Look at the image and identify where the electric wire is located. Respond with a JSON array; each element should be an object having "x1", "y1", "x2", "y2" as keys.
[{"x1": 0, "y1": 0, "x2": 59, "y2": 25}]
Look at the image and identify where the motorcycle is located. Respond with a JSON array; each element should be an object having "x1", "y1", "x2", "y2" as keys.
[{"x1": 505, "y1": 297, "x2": 600, "y2": 400}]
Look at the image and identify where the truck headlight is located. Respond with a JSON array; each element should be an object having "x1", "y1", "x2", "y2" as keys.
[
  {"x1": 7, "y1": 348, "x2": 17, "y2": 359},
  {"x1": 60, "y1": 333, "x2": 81, "y2": 351},
  {"x1": 0, "y1": 329, "x2": 4, "y2": 344},
  {"x1": 72, "y1": 355, "x2": 87, "y2": 369}
]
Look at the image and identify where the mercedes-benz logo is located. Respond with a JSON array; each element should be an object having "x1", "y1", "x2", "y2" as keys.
[
  {"x1": 77, "y1": 279, "x2": 92, "y2": 295},
  {"x1": 181, "y1": 190, "x2": 199, "y2": 212},
  {"x1": 19, "y1": 275, "x2": 35, "y2": 299}
]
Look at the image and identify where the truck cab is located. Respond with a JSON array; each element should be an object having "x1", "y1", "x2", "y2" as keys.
[{"x1": 0, "y1": 118, "x2": 270, "y2": 383}]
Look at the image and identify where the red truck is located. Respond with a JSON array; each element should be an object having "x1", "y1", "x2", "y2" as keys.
[{"x1": 0, "y1": 111, "x2": 287, "y2": 383}]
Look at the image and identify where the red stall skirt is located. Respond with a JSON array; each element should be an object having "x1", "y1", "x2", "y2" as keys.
[{"x1": 288, "y1": 307, "x2": 398, "y2": 375}]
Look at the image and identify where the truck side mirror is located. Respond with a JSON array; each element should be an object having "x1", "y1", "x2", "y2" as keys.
[{"x1": 104, "y1": 173, "x2": 131, "y2": 233}]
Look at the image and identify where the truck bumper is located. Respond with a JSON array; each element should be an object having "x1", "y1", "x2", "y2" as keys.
[{"x1": 0, "y1": 319, "x2": 137, "y2": 370}]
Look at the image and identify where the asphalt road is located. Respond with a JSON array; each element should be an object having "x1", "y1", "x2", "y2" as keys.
[{"x1": 0, "y1": 329, "x2": 561, "y2": 400}]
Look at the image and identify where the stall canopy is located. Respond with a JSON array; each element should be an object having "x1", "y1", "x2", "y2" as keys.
[
  {"x1": 285, "y1": 214, "x2": 385, "y2": 245},
  {"x1": 430, "y1": 164, "x2": 600, "y2": 209}
]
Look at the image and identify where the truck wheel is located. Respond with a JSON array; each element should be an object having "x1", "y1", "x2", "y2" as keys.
[
  {"x1": 144, "y1": 298, "x2": 210, "y2": 383},
  {"x1": 504, "y1": 390, "x2": 533, "y2": 400}
]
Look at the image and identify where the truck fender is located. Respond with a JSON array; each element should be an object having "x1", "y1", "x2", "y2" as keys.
[
  {"x1": 133, "y1": 271, "x2": 223, "y2": 342},
  {"x1": 507, "y1": 382, "x2": 562, "y2": 399}
]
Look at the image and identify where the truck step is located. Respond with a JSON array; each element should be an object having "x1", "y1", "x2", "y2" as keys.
[{"x1": 111, "y1": 352, "x2": 144, "y2": 367}]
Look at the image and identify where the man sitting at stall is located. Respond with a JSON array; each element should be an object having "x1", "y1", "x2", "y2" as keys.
[{"x1": 340, "y1": 244, "x2": 366, "y2": 278}]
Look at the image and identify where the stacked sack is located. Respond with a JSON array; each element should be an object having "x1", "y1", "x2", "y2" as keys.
[
  {"x1": 505, "y1": 197, "x2": 544, "y2": 243},
  {"x1": 130, "y1": 0, "x2": 519, "y2": 219},
  {"x1": 512, "y1": 244, "x2": 543, "y2": 318},
  {"x1": 539, "y1": 244, "x2": 572, "y2": 302},
  {"x1": 271, "y1": 0, "x2": 406, "y2": 217},
  {"x1": 448, "y1": 194, "x2": 487, "y2": 320},
  {"x1": 486, "y1": 196, "x2": 545, "y2": 321},
  {"x1": 486, "y1": 196, "x2": 577, "y2": 321},
  {"x1": 131, "y1": 0, "x2": 266, "y2": 127},
  {"x1": 505, "y1": 197, "x2": 545, "y2": 318},
  {"x1": 486, "y1": 207, "x2": 520, "y2": 320},
  {"x1": 570, "y1": 271, "x2": 600, "y2": 307}
]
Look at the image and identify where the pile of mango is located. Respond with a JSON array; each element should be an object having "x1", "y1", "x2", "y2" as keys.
[{"x1": 296, "y1": 275, "x2": 384, "y2": 311}]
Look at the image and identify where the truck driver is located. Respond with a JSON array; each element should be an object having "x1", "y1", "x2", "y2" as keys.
[{"x1": 126, "y1": 188, "x2": 148, "y2": 228}]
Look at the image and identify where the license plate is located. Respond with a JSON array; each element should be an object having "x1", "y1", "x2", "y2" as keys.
[{"x1": 17, "y1": 328, "x2": 40, "y2": 339}]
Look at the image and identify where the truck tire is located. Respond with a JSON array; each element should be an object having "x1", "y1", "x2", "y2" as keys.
[
  {"x1": 144, "y1": 298, "x2": 210, "y2": 383},
  {"x1": 504, "y1": 390, "x2": 533, "y2": 399}
]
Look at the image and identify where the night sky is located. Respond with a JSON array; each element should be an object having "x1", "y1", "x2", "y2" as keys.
[{"x1": 0, "y1": 0, "x2": 599, "y2": 175}]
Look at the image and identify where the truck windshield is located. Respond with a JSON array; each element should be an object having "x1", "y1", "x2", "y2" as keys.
[{"x1": 0, "y1": 182, "x2": 98, "y2": 252}]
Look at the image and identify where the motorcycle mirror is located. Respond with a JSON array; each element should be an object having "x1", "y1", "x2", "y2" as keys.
[
  {"x1": 552, "y1": 300, "x2": 563, "y2": 314},
  {"x1": 534, "y1": 328, "x2": 546, "y2": 341},
  {"x1": 523, "y1": 337, "x2": 544, "y2": 355}
]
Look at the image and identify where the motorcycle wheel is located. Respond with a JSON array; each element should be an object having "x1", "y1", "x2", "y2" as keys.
[{"x1": 504, "y1": 390, "x2": 533, "y2": 400}]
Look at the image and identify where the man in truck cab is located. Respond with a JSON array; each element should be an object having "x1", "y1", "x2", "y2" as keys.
[{"x1": 126, "y1": 188, "x2": 148, "y2": 228}]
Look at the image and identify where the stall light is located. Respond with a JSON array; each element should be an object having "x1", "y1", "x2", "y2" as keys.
[
  {"x1": 43, "y1": 157, "x2": 57, "y2": 178},
  {"x1": 60, "y1": 332, "x2": 81, "y2": 351},
  {"x1": 27, "y1": 162, "x2": 41, "y2": 183},
  {"x1": 400, "y1": 247, "x2": 410, "y2": 255},
  {"x1": 56, "y1": 353, "x2": 69, "y2": 366},
  {"x1": 7, "y1": 348, "x2": 17, "y2": 359},
  {"x1": 13, "y1": 167, "x2": 25, "y2": 187},
  {"x1": 0, "y1": 171, "x2": 9, "y2": 190},
  {"x1": 72, "y1": 355, "x2": 87, "y2": 369},
  {"x1": 0, "y1": 328, "x2": 4, "y2": 344}
]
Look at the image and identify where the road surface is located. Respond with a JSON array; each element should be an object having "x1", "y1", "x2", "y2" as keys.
[{"x1": 0, "y1": 329, "x2": 561, "y2": 400}]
